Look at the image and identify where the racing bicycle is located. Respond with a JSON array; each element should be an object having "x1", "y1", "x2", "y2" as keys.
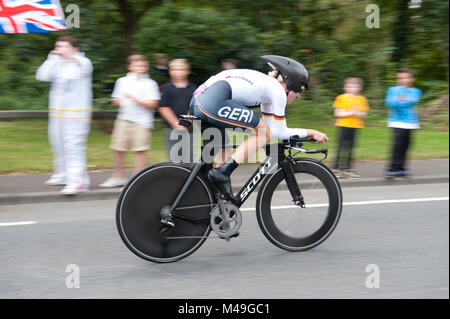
[{"x1": 116, "y1": 115, "x2": 343, "y2": 263}]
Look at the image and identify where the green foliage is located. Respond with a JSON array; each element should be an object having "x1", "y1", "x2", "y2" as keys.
[
  {"x1": 135, "y1": 4, "x2": 265, "y2": 84},
  {"x1": 0, "y1": 0, "x2": 447, "y2": 124}
]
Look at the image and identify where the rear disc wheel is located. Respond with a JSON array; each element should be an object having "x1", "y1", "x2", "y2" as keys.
[{"x1": 116, "y1": 164, "x2": 214, "y2": 263}]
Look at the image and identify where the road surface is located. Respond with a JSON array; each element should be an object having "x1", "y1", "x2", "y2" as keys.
[{"x1": 0, "y1": 183, "x2": 448, "y2": 299}]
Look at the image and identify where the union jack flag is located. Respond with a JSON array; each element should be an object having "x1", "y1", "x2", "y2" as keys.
[{"x1": 0, "y1": 0, "x2": 66, "y2": 34}]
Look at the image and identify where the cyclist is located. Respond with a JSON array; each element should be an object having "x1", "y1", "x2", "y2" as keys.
[{"x1": 189, "y1": 55, "x2": 328, "y2": 202}]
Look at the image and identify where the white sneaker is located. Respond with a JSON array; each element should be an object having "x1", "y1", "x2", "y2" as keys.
[
  {"x1": 45, "y1": 175, "x2": 66, "y2": 186},
  {"x1": 61, "y1": 184, "x2": 88, "y2": 196},
  {"x1": 99, "y1": 178, "x2": 127, "y2": 188}
]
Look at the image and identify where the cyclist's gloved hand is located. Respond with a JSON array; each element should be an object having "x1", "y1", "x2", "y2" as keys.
[{"x1": 306, "y1": 129, "x2": 328, "y2": 144}]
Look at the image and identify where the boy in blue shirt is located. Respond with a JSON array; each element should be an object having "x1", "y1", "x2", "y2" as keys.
[{"x1": 385, "y1": 68, "x2": 421, "y2": 178}]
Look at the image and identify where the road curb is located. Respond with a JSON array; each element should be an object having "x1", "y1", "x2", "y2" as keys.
[
  {"x1": 0, "y1": 176, "x2": 447, "y2": 206},
  {"x1": 0, "y1": 189, "x2": 121, "y2": 206}
]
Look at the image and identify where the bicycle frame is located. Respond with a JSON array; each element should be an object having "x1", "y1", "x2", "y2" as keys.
[
  {"x1": 168, "y1": 142, "x2": 306, "y2": 220},
  {"x1": 234, "y1": 142, "x2": 306, "y2": 207}
]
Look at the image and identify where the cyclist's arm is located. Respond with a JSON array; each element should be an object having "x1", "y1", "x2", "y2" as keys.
[
  {"x1": 262, "y1": 87, "x2": 327, "y2": 143},
  {"x1": 268, "y1": 117, "x2": 308, "y2": 139},
  {"x1": 266, "y1": 119, "x2": 327, "y2": 143},
  {"x1": 262, "y1": 86, "x2": 307, "y2": 139}
]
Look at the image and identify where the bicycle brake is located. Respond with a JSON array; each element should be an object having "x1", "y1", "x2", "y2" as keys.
[{"x1": 293, "y1": 195, "x2": 306, "y2": 208}]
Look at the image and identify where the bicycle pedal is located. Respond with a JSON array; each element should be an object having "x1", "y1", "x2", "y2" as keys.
[
  {"x1": 220, "y1": 232, "x2": 240, "y2": 241},
  {"x1": 230, "y1": 232, "x2": 239, "y2": 238}
]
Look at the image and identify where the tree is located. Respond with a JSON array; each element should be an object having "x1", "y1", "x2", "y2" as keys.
[
  {"x1": 391, "y1": 0, "x2": 411, "y2": 64},
  {"x1": 135, "y1": 4, "x2": 265, "y2": 84},
  {"x1": 115, "y1": 0, "x2": 164, "y2": 56}
]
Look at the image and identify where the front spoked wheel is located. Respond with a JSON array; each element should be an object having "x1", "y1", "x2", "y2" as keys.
[
  {"x1": 256, "y1": 158, "x2": 342, "y2": 251},
  {"x1": 116, "y1": 163, "x2": 214, "y2": 263}
]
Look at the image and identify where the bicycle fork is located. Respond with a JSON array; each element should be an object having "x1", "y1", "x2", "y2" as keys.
[{"x1": 278, "y1": 157, "x2": 306, "y2": 208}]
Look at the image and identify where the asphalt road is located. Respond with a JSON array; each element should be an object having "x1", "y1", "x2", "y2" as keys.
[{"x1": 0, "y1": 183, "x2": 448, "y2": 299}]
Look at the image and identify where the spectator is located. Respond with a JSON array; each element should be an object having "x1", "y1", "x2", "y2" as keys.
[
  {"x1": 99, "y1": 55, "x2": 160, "y2": 188},
  {"x1": 158, "y1": 59, "x2": 197, "y2": 163},
  {"x1": 332, "y1": 77, "x2": 370, "y2": 179},
  {"x1": 151, "y1": 53, "x2": 169, "y2": 85},
  {"x1": 385, "y1": 68, "x2": 421, "y2": 179},
  {"x1": 36, "y1": 36, "x2": 93, "y2": 195},
  {"x1": 221, "y1": 58, "x2": 238, "y2": 70}
]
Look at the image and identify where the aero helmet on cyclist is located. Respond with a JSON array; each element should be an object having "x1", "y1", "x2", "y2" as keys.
[{"x1": 261, "y1": 55, "x2": 309, "y2": 93}]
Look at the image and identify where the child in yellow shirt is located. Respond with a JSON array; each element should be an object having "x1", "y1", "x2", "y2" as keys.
[{"x1": 332, "y1": 77, "x2": 370, "y2": 179}]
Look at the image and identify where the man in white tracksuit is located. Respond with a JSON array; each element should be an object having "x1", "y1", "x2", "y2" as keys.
[{"x1": 36, "y1": 36, "x2": 93, "y2": 195}]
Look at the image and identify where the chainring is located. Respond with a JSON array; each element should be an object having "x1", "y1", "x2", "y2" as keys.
[{"x1": 210, "y1": 202, "x2": 242, "y2": 239}]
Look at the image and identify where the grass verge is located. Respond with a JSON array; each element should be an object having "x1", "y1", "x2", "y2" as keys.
[{"x1": 0, "y1": 118, "x2": 448, "y2": 174}]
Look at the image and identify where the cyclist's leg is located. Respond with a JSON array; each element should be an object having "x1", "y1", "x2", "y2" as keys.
[
  {"x1": 208, "y1": 120, "x2": 270, "y2": 168},
  {"x1": 207, "y1": 120, "x2": 270, "y2": 202},
  {"x1": 229, "y1": 119, "x2": 271, "y2": 164},
  {"x1": 190, "y1": 80, "x2": 268, "y2": 201},
  {"x1": 210, "y1": 116, "x2": 271, "y2": 167},
  {"x1": 214, "y1": 144, "x2": 233, "y2": 168}
]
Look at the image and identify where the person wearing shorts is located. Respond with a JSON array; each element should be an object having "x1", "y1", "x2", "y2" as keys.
[
  {"x1": 110, "y1": 119, "x2": 151, "y2": 153},
  {"x1": 100, "y1": 55, "x2": 160, "y2": 188},
  {"x1": 190, "y1": 55, "x2": 329, "y2": 203}
]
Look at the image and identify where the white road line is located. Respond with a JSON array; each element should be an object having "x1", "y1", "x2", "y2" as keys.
[
  {"x1": 343, "y1": 197, "x2": 449, "y2": 206},
  {"x1": 0, "y1": 221, "x2": 37, "y2": 227},
  {"x1": 0, "y1": 198, "x2": 448, "y2": 225},
  {"x1": 241, "y1": 197, "x2": 449, "y2": 211}
]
